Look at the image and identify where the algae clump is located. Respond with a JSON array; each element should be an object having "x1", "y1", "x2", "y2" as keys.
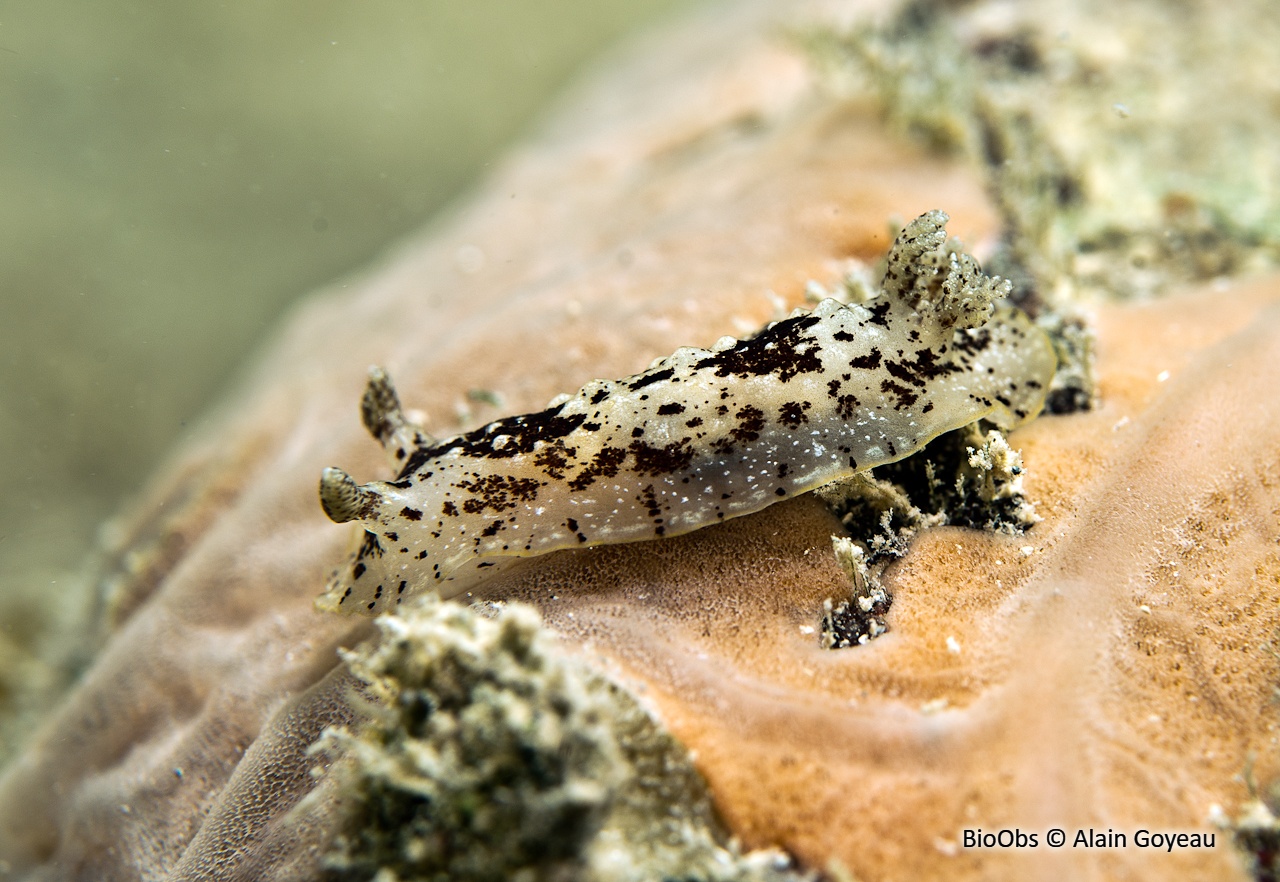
[
  {"x1": 817, "y1": 421, "x2": 1037, "y2": 648},
  {"x1": 808, "y1": 0, "x2": 1280, "y2": 305},
  {"x1": 315, "y1": 596, "x2": 808, "y2": 882}
]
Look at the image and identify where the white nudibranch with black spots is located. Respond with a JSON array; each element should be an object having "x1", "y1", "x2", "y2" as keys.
[{"x1": 318, "y1": 211, "x2": 1056, "y2": 614}]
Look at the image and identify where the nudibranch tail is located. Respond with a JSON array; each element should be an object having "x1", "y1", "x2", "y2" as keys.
[{"x1": 317, "y1": 210, "x2": 1057, "y2": 616}]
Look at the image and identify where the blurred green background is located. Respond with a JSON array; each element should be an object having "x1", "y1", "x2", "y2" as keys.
[{"x1": 0, "y1": 2, "x2": 694, "y2": 619}]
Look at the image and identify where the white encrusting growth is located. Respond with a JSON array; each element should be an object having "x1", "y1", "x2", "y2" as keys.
[{"x1": 318, "y1": 211, "x2": 1056, "y2": 614}]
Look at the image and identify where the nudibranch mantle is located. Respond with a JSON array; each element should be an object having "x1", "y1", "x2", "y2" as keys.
[{"x1": 318, "y1": 211, "x2": 1056, "y2": 614}]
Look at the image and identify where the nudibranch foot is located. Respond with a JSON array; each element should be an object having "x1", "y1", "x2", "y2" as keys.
[{"x1": 318, "y1": 210, "x2": 1057, "y2": 616}]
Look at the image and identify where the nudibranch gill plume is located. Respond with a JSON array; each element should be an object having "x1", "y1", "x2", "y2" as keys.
[{"x1": 318, "y1": 210, "x2": 1056, "y2": 614}]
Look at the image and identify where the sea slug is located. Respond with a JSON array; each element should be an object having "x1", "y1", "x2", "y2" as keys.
[{"x1": 318, "y1": 210, "x2": 1056, "y2": 614}]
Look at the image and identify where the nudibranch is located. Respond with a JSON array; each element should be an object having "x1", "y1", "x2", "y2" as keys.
[{"x1": 318, "y1": 211, "x2": 1056, "y2": 614}]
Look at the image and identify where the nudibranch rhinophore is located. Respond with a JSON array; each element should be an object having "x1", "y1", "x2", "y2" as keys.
[{"x1": 317, "y1": 211, "x2": 1056, "y2": 614}]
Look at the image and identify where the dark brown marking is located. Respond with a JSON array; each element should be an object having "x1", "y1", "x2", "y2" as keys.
[
  {"x1": 629, "y1": 438, "x2": 695, "y2": 476},
  {"x1": 879, "y1": 378, "x2": 919, "y2": 410},
  {"x1": 778, "y1": 400, "x2": 810, "y2": 428},
  {"x1": 885, "y1": 358, "x2": 927, "y2": 389},
  {"x1": 953, "y1": 327, "x2": 993, "y2": 355},
  {"x1": 629, "y1": 368, "x2": 675, "y2": 390},
  {"x1": 533, "y1": 441, "x2": 575, "y2": 479},
  {"x1": 866, "y1": 299, "x2": 892, "y2": 328},
  {"x1": 849, "y1": 349, "x2": 882, "y2": 371},
  {"x1": 568, "y1": 445, "x2": 628, "y2": 491},
  {"x1": 905, "y1": 346, "x2": 954, "y2": 380},
  {"x1": 693, "y1": 314, "x2": 824, "y2": 383},
  {"x1": 420, "y1": 402, "x2": 587, "y2": 466},
  {"x1": 712, "y1": 404, "x2": 766, "y2": 454},
  {"x1": 356, "y1": 531, "x2": 384, "y2": 562},
  {"x1": 456, "y1": 474, "x2": 542, "y2": 515},
  {"x1": 639, "y1": 484, "x2": 663, "y2": 519},
  {"x1": 835, "y1": 394, "x2": 860, "y2": 420}
]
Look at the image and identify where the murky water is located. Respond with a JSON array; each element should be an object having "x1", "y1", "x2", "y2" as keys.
[{"x1": 0, "y1": 0, "x2": 691, "y2": 748}]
